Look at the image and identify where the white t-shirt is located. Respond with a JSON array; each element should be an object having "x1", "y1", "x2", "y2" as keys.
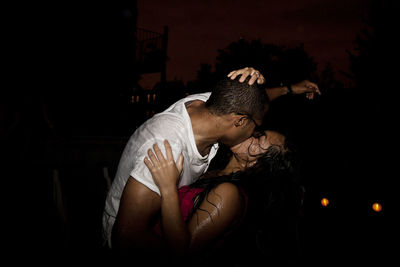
[{"x1": 102, "y1": 92, "x2": 219, "y2": 246}]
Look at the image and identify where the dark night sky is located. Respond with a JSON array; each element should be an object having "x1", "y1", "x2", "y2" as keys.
[{"x1": 137, "y1": 0, "x2": 372, "y2": 85}]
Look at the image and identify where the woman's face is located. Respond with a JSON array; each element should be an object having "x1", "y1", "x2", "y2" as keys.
[{"x1": 230, "y1": 130, "x2": 285, "y2": 163}]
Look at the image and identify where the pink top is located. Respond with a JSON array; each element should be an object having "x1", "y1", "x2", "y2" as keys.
[
  {"x1": 153, "y1": 184, "x2": 248, "y2": 243},
  {"x1": 153, "y1": 185, "x2": 205, "y2": 236},
  {"x1": 177, "y1": 185, "x2": 206, "y2": 222}
]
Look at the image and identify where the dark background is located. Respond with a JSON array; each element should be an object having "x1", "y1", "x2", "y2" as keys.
[{"x1": 3, "y1": 0, "x2": 397, "y2": 265}]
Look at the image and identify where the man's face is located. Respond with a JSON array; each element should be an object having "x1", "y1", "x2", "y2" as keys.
[{"x1": 221, "y1": 115, "x2": 263, "y2": 147}]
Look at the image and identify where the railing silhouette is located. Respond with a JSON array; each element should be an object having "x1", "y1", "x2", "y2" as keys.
[{"x1": 135, "y1": 27, "x2": 168, "y2": 76}]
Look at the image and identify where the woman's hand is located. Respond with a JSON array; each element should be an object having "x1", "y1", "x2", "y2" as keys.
[
  {"x1": 227, "y1": 67, "x2": 265, "y2": 85},
  {"x1": 144, "y1": 140, "x2": 184, "y2": 195},
  {"x1": 291, "y1": 80, "x2": 321, "y2": 100}
]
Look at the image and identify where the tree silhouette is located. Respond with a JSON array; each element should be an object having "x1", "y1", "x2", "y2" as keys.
[
  {"x1": 347, "y1": 0, "x2": 397, "y2": 110},
  {"x1": 345, "y1": 0, "x2": 397, "y2": 196},
  {"x1": 190, "y1": 38, "x2": 318, "y2": 90},
  {"x1": 346, "y1": 0, "x2": 397, "y2": 143}
]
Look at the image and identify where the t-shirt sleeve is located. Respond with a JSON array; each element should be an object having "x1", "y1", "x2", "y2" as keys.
[{"x1": 129, "y1": 121, "x2": 184, "y2": 195}]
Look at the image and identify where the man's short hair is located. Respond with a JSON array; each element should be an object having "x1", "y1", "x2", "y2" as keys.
[{"x1": 205, "y1": 76, "x2": 269, "y2": 121}]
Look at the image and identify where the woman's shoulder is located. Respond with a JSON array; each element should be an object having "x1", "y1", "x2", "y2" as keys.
[
  {"x1": 211, "y1": 182, "x2": 243, "y2": 210},
  {"x1": 213, "y1": 182, "x2": 240, "y2": 195}
]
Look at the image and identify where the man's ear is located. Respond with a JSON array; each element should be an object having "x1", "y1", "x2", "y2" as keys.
[{"x1": 234, "y1": 115, "x2": 247, "y2": 127}]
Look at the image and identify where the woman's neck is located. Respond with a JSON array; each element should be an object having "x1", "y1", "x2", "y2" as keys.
[{"x1": 219, "y1": 156, "x2": 246, "y2": 176}]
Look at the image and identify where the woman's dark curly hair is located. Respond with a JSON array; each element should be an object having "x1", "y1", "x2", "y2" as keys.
[{"x1": 187, "y1": 135, "x2": 301, "y2": 224}]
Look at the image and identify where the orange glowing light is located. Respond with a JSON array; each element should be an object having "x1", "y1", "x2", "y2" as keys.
[
  {"x1": 321, "y1": 198, "x2": 329, "y2": 207},
  {"x1": 372, "y1": 203, "x2": 382, "y2": 212}
]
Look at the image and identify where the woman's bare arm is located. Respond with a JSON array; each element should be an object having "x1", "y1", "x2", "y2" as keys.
[
  {"x1": 187, "y1": 182, "x2": 243, "y2": 254},
  {"x1": 144, "y1": 141, "x2": 243, "y2": 257}
]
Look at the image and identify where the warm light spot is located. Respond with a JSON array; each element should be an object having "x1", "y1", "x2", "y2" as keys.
[
  {"x1": 321, "y1": 198, "x2": 329, "y2": 207},
  {"x1": 372, "y1": 202, "x2": 382, "y2": 212}
]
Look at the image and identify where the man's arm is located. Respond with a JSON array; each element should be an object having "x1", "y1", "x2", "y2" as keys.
[{"x1": 112, "y1": 177, "x2": 163, "y2": 252}]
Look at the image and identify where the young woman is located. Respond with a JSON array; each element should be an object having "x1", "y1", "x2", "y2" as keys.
[{"x1": 144, "y1": 130, "x2": 300, "y2": 262}]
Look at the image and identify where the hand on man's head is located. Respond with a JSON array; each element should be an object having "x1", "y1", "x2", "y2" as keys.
[{"x1": 227, "y1": 67, "x2": 265, "y2": 85}]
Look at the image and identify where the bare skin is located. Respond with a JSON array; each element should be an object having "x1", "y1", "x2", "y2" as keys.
[
  {"x1": 111, "y1": 67, "x2": 317, "y2": 258},
  {"x1": 113, "y1": 86, "x2": 258, "y2": 252},
  {"x1": 228, "y1": 67, "x2": 321, "y2": 100},
  {"x1": 144, "y1": 130, "x2": 286, "y2": 256}
]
